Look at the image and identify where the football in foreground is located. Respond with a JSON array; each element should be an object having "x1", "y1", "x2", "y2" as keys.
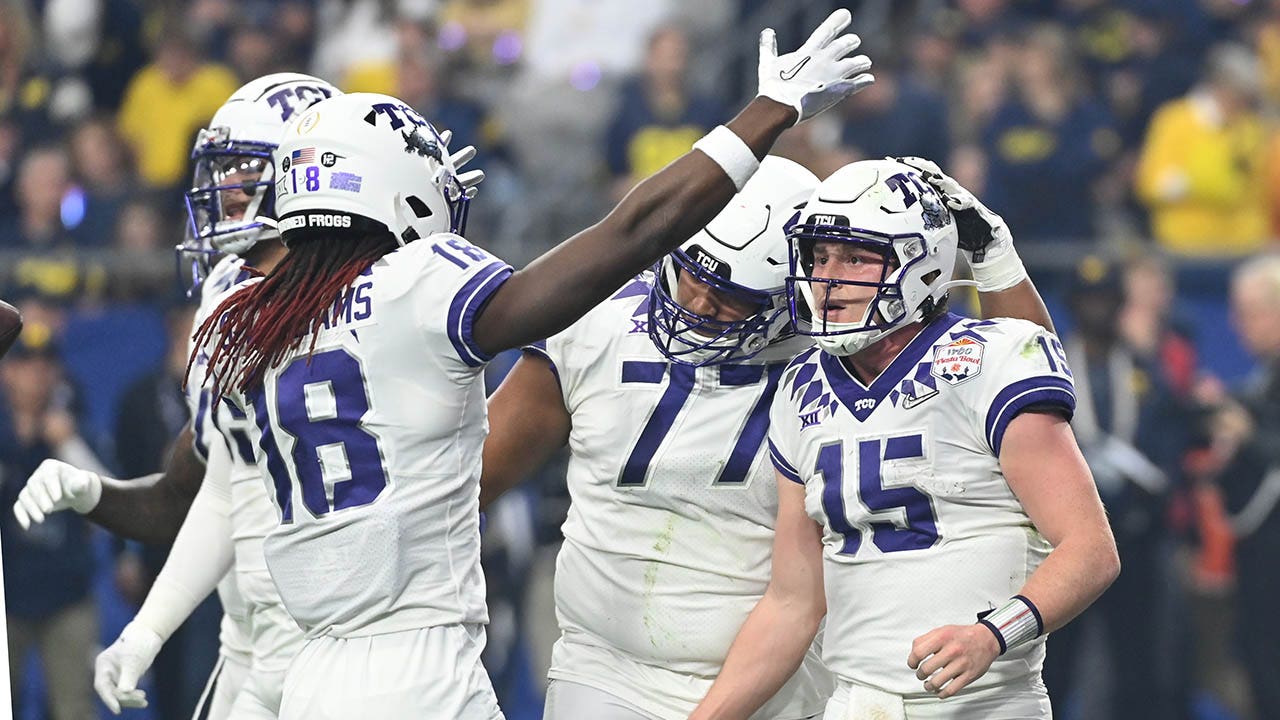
[{"x1": 0, "y1": 301, "x2": 23, "y2": 360}]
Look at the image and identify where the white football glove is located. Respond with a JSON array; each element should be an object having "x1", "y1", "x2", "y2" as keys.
[
  {"x1": 94, "y1": 622, "x2": 163, "y2": 714},
  {"x1": 894, "y1": 156, "x2": 1027, "y2": 292},
  {"x1": 438, "y1": 129, "x2": 485, "y2": 199},
  {"x1": 757, "y1": 8, "x2": 874, "y2": 124},
  {"x1": 12, "y1": 459, "x2": 103, "y2": 529}
]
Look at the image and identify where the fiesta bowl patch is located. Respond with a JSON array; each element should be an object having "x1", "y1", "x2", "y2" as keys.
[{"x1": 931, "y1": 336, "x2": 984, "y2": 385}]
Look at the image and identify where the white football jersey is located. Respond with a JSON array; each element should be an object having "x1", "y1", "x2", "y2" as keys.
[
  {"x1": 190, "y1": 256, "x2": 281, "y2": 582},
  {"x1": 532, "y1": 275, "x2": 830, "y2": 717},
  {"x1": 218, "y1": 235, "x2": 511, "y2": 639},
  {"x1": 768, "y1": 314, "x2": 1076, "y2": 697},
  {"x1": 187, "y1": 254, "x2": 256, "y2": 659}
]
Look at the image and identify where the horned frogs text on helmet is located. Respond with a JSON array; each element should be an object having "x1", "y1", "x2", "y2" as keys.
[
  {"x1": 180, "y1": 73, "x2": 342, "y2": 288},
  {"x1": 786, "y1": 158, "x2": 961, "y2": 357},
  {"x1": 271, "y1": 92, "x2": 473, "y2": 246},
  {"x1": 648, "y1": 156, "x2": 819, "y2": 366}
]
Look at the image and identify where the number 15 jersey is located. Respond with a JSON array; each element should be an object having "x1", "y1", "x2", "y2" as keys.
[{"x1": 768, "y1": 314, "x2": 1076, "y2": 697}]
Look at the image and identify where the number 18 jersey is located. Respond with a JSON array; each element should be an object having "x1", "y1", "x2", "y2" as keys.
[
  {"x1": 223, "y1": 235, "x2": 512, "y2": 639},
  {"x1": 768, "y1": 314, "x2": 1076, "y2": 697}
]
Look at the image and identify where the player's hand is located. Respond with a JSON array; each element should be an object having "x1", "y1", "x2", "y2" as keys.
[
  {"x1": 12, "y1": 459, "x2": 103, "y2": 529},
  {"x1": 94, "y1": 622, "x2": 163, "y2": 714},
  {"x1": 757, "y1": 8, "x2": 874, "y2": 124},
  {"x1": 894, "y1": 156, "x2": 1013, "y2": 266},
  {"x1": 438, "y1": 129, "x2": 484, "y2": 199},
  {"x1": 907, "y1": 624, "x2": 1001, "y2": 699}
]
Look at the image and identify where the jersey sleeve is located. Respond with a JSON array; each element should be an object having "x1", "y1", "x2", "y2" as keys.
[
  {"x1": 412, "y1": 234, "x2": 514, "y2": 369},
  {"x1": 520, "y1": 339, "x2": 563, "y2": 394},
  {"x1": 972, "y1": 321, "x2": 1077, "y2": 456},
  {"x1": 767, "y1": 362, "x2": 807, "y2": 485}
]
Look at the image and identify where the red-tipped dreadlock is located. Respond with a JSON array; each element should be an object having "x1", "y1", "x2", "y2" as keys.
[{"x1": 190, "y1": 231, "x2": 400, "y2": 398}]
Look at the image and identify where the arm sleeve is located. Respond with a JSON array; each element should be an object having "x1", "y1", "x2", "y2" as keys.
[{"x1": 132, "y1": 439, "x2": 234, "y2": 641}]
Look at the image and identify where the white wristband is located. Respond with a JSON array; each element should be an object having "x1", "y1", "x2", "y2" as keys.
[
  {"x1": 692, "y1": 126, "x2": 760, "y2": 192},
  {"x1": 972, "y1": 249, "x2": 1028, "y2": 293},
  {"x1": 978, "y1": 595, "x2": 1044, "y2": 655}
]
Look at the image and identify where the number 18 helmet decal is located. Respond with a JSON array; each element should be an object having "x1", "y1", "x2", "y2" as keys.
[
  {"x1": 648, "y1": 156, "x2": 819, "y2": 366},
  {"x1": 787, "y1": 158, "x2": 962, "y2": 357},
  {"x1": 180, "y1": 73, "x2": 342, "y2": 290},
  {"x1": 272, "y1": 92, "x2": 473, "y2": 246}
]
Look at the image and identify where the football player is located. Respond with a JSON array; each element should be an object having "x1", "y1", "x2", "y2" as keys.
[
  {"x1": 11, "y1": 73, "x2": 346, "y2": 718},
  {"x1": 184, "y1": 11, "x2": 874, "y2": 719},
  {"x1": 690, "y1": 158, "x2": 1119, "y2": 719},
  {"x1": 478, "y1": 146, "x2": 1057, "y2": 719}
]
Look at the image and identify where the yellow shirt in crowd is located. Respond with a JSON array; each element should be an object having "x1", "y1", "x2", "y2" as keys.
[
  {"x1": 1134, "y1": 93, "x2": 1270, "y2": 255},
  {"x1": 117, "y1": 64, "x2": 239, "y2": 188}
]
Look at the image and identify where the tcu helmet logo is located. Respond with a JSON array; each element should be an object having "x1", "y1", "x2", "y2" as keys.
[
  {"x1": 920, "y1": 191, "x2": 951, "y2": 231},
  {"x1": 362, "y1": 102, "x2": 428, "y2": 131},
  {"x1": 688, "y1": 244, "x2": 731, "y2": 280},
  {"x1": 266, "y1": 84, "x2": 335, "y2": 122}
]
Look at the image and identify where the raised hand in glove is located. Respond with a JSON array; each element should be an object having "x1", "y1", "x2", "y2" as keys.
[
  {"x1": 757, "y1": 9, "x2": 875, "y2": 124},
  {"x1": 895, "y1": 156, "x2": 1027, "y2": 292}
]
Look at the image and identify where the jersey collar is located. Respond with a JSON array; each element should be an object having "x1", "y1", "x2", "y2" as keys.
[{"x1": 820, "y1": 312, "x2": 963, "y2": 422}]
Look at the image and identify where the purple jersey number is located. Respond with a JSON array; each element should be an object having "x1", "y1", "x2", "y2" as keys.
[
  {"x1": 817, "y1": 433, "x2": 940, "y2": 555},
  {"x1": 250, "y1": 348, "x2": 388, "y2": 523},
  {"x1": 617, "y1": 361, "x2": 785, "y2": 487}
]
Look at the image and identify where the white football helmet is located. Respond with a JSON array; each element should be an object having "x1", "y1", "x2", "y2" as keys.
[
  {"x1": 787, "y1": 158, "x2": 961, "y2": 357},
  {"x1": 272, "y1": 92, "x2": 471, "y2": 246},
  {"x1": 180, "y1": 73, "x2": 342, "y2": 288},
  {"x1": 649, "y1": 156, "x2": 819, "y2": 366}
]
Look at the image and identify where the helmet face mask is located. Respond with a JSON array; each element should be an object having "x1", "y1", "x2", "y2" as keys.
[
  {"x1": 647, "y1": 156, "x2": 819, "y2": 367},
  {"x1": 184, "y1": 134, "x2": 276, "y2": 252},
  {"x1": 786, "y1": 159, "x2": 960, "y2": 357},
  {"x1": 648, "y1": 247, "x2": 784, "y2": 366},
  {"x1": 177, "y1": 73, "x2": 342, "y2": 294}
]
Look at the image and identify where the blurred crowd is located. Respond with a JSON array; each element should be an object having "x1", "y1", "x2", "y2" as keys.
[{"x1": 0, "y1": 0, "x2": 1278, "y2": 719}]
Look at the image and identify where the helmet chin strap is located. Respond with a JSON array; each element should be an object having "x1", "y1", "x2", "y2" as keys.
[{"x1": 937, "y1": 278, "x2": 978, "y2": 294}]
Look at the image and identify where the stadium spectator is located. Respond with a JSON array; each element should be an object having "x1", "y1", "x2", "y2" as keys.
[
  {"x1": 0, "y1": 145, "x2": 74, "y2": 250},
  {"x1": 837, "y1": 63, "x2": 951, "y2": 165},
  {"x1": 0, "y1": 147, "x2": 106, "y2": 306},
  {"x1": 1044, "y1": 255, "x2": 1188, "y2": 720},
  {"x1": 116, "y1": 24, "x2": 237, "y2": 193},
  {"x1": 604, "y1": 25, "x2": 722, "y2": 200},
  {"x1": 1119, "y1": 253, "x2": 1198, "y2": 397},
  {"x1": 1214, "y1": 254, "x2": 1280, "y2": 720},
  {"x1": 0, "y1": 323, "x2": 102, "y2": 720},
  {"x1": 225, "y1": 21, "x2": 280, "y2": 84},
  {"x1": 66, "y1": 115, "x2": 136, "y2": 249},
  {"x1": 981, "y1": 24, "x2": 1121, "y2": 242},
  {"x1": 1135, "y1": 42, "x2": 1271, "y2": 255},
  {"x1": 0, "y1": 0, "x2": 60, "y2": 146}
]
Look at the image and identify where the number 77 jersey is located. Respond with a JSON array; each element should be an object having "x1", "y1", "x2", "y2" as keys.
[
  {"x1": 529, "y1": 275, "x2": 829, "y2": 719},
  {"x1": 767, "y1": 313, "x2": 1076, "y2": 696}
]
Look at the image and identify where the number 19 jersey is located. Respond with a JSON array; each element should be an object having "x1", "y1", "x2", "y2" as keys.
[
  {"x1": 768, "y1": 314, "x2": 1076, "y2": 697},
  {"x1": 531, "y1": 276, "x2": 831, "y2": 719},
  {"x1": 225, "y1": 235, "x2": 512, "y2": 639}
]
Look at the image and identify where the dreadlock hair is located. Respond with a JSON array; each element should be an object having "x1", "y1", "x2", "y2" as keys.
[{"x1": 190, "y1": 230, "x2": 400, "y2": 398}]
